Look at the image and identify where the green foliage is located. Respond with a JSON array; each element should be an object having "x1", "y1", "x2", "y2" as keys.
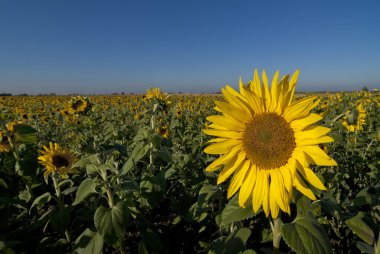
[{"x1": 0, "y1": 92, "x2": 379, "y2": 253}]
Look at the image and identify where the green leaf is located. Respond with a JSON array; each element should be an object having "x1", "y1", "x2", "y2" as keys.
[
  {"x1": 345, "y1": 212, "x2": 374, "y2": 245},
  {"x1": 94, "y1": 202, "x2": 129, "y2": 244},
  {"x1": 122, "y1": 143, "x2": 150, "y2": 174},
  {"x1": 220, "y1": 195, "x2": 255, "y2": 226},
  {"x1": 356, "y1": 241, "x2": 374, "y2": 254},
  {"x1": 14, "y1": 124, "x2": 36, "y2": 134},
  {"x1": 375, "y1": 234, "x2": 380, "y2": 254},
  {"x1": 210, "y1": 227, "x2": 252, "y2": 254},
  {"x1": 139, "y1": 172, "x2": 166, "y2": 207},
  {"x1": 0, "y1": 178, "x2": 8, "y2": 189},
  {"x1": 29, "y1": 192, "x2": 51, "y2": 213},
  {"x1": 18, "y1": 190, "x2": 32, "y2": 202},
  {"x1": 73, "y1": 178, "x2": 98, "y2": 205},
  {"x1": 16, "y1": 133, "x2": 37, "y2": 144},
  {"x1": 74, "y1": 228, "x2": 103, "y2": 254},
  {"x1": 49, "y1": 206, "x2": 71, "y2": 232},
  {"x1": 282, "y1": 214, "x2": 332, "y2": 254}
]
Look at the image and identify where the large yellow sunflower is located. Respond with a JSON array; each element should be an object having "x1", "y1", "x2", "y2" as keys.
[
  {"x1": 203, "y1": 70, "x2": 337, "y2": 218},
  {"x1": 38, "y1": 142, "x2": 77, "y2": 179}
]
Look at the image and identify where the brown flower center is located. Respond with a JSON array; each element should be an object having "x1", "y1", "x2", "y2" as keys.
[
  {"x1": 242, "y1": 113, "x2": 295, "y2": 169},
  {"x1": 71, "y1": 100, "x2": 84, "y2": 110},
  {"x1": 52, "y1": 155, "x2": 70, "y2": 168}
]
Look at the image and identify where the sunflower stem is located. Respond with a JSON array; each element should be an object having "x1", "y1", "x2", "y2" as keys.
[
  {"x1": 100, "y1": 169, "x2": 114, "y2": 208},
  {"x1": 0, "y1": 121, "x2": 22, "y2": 175},
  {"x1": 149, "y1": 110, "x2": 155, "y2": 166},
  {"x1": 51, "y1": 173, "x2": 71, "y2": 243},
  {"x1": 271, "y1": 217, "x2": 282, "y2": 254}
]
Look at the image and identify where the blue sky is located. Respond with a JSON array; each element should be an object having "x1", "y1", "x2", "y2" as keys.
[{"x1": 0, "y1": 0, "x2": 379, "y2": 94}]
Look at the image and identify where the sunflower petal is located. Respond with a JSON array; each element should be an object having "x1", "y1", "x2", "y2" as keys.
[
  {"x1": 294, "y1": 173, "x2": 316, "y2": 200},
  {"x1": 238, "y1": 163, "x2": 257, "y2": 207},
  {"x1": 227, "y1": 160, "x2": 250, "y2": 199},
  {"x1": 217, "y1": 151, "x2": 246, "y2": 184}
]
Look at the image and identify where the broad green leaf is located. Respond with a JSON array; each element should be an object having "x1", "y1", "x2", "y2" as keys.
[
  {"x1": 220, "y1": 195, "x2": 254, "y2": 226},
  {"x1": 139, "y1": 172, "x2": 166, "y2": 207},
  {"x1": 122, "y1": 143, "x2": 150, "y2": 174},
  {"x1": 210, "y1": 227, "x2": 252, "y2": 254},
  {"x1": 14, "y1": 124, "x2": 36, "y2": 134},
  {"x1": 0, "y1": 178, "x2": 8, "y2": 189},
  {"x1": 74, "y1": 228, "x2": 103, "y2": 254},
  {"x1": 94, "y1": 202, "x2": 129, "y2": 244},
  {"x1": 29, "y1": 192, "x2": 51, "y2": 213},
  {"x1": 49, "y1": 206, "x2": 71, "y2": 232},
  {"x1": 73, "y1": 178, "x2": 98, "y2": 205},
  {"x1": 18, "y1": 190, "x2": 31, "y2": 202},
  {"x1": 282, "y1": 214, "x2": 332, "y2": 254},
  {"x1": 356, "y1": 241, "x2": 374, "y2": 254},
  {"x1": 345, "y1": 212, "x2": 374, "y2": 245}
]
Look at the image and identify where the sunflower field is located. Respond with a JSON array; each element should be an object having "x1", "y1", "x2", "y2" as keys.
[{"x1": 0, "y1": 72, "x2": 379, "y2": 254}]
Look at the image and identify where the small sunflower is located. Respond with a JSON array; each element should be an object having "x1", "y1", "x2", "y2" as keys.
[
  {"x1": 144, "y1": 88, "x2": 172, "y2": 108},
  {"x1": 38, "y1": 142, "x2": 77, "y2": 179},
  {"x1": 156, "y1": 125, "x2": 170, "y2": 138},
  {"x1": 0, "y1": 132, "x2": 11, "y2": 153},
  {"x1": 203, "y1": 69, "x2": 337, "y2": 218},
  {"x1": 342, "y1": 103, "x2": 366, "y2": 132},
  {"x1": 67, "y1": 96, "x2": 91, "y2": 115}
]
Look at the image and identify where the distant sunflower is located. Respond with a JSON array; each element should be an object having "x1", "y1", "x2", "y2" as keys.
[
  {"x1": 38, "y1": 142, "x2": 77, "y2": 179},
  {"x1": 156, "y1": 125, "x2": 170, "y2": 138},
  {"x1": 0, "y1": 133, "x2": 11, "y2": 153},
  {"x1": 144, "y1": 88, "x2": 171, "y2": 109},
  {"x1": 342, "y1": 103, "x2": 366, "y2": 132},
  {"x1": 203, "y1": 70, "x2": 337, "y2": 218},
  {"x1": 67, "y1": 96, "x2": 90, "y2": 114}
]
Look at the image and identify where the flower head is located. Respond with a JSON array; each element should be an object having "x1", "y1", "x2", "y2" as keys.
[
  {"x1": 203, "y1": 69, "x2": 337, "y2": 218},
  {"x1": 342, "y1": 103, "x2": 366, "y2": 132},
  {"x1": 38, "y1": 142, "x2": 77, "y2": 180},
  {"x1": 66, "y1": 96, "x2": 91, "y2": 115},
  {"x1": 144, "y1": 88, "x2": 171, "y2": 109}
]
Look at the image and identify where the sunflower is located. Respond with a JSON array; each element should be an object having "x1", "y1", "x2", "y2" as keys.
[
  {"x1": 38, "y1": 142, "x2": 77, "y2": 179},
  {"x1": 0, "y1": 132, "x2": 11, "y2": 153},
  {"x1": 144, "y1": 87, "x2": 172, "y2": 109},
  {"x1": 156, "y1": 125, "x2": 170, "y2": 138},
  {"x1": 342, "y1": 103, "x2": 366, "y2": 132},
  {"x1": 203, "y1": 69, "x2": 337, "y2": 218},
  {"x1": 67, "y1": 96, "x2": 90, "y2": 114}
]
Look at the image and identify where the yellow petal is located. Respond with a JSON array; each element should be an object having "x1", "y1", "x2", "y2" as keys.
[
  {"x1": 296, "y1": 136, "x2": 334, "y2": 146},
  {"x1": 206, "y1": 115, "x2": 244, "y2": 131},
  {"x1": 269, "y1": 71, "x2": 280, "y2": 112},
  {"x1": 204, "y1": 139, "x2": 241, "y2": 154},
  {"x1": 238, "y1": 163, "x2": 257, "y2": 207},
  {"x1": 242, "y1": 86, "x2": 263, "y2": 114},
  {"x1": 214, "y1": 101, "x2": 249, "y2": 122},
  {"x1": 205, "y1": 145, "x2": 241, "y2": 172},
  {"x1": 298, "y1": 166, "x2": 327, "y2": 191},
  {"x1": 223, "y1": 86, "x2": 251, "y2": 115},
  {"x1": 283, "y1": 97, "x2": 316, "y2": 122},
  {"x1": 203, "y1": 129, "x2": 242, "y2": 139},
  {"x1": 294, "y1": 173, "x2": 316, "y2": 200},
  {"x1": 227, "y1": 160, "x2": 250, "y2": 199},
  {"x1": 279, "y1": 166, "x2": 293, "y2": 194},
  {"x1": 217, "y1": 151, "x2": 246, "y2": 184},
  {"x1": 262, "y1": 70, "x2": 271, "y2": 110},
  {"x1": 290, "y1": 113, "x2": 322, "y2": 131},
  {"x1": 300, "y1": 146, "x2": 337, "y2": 166}
]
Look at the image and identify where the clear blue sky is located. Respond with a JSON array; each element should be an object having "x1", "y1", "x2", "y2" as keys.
[{"x1": 0, "y1": 0, "x2": 379, "y2": 94}]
